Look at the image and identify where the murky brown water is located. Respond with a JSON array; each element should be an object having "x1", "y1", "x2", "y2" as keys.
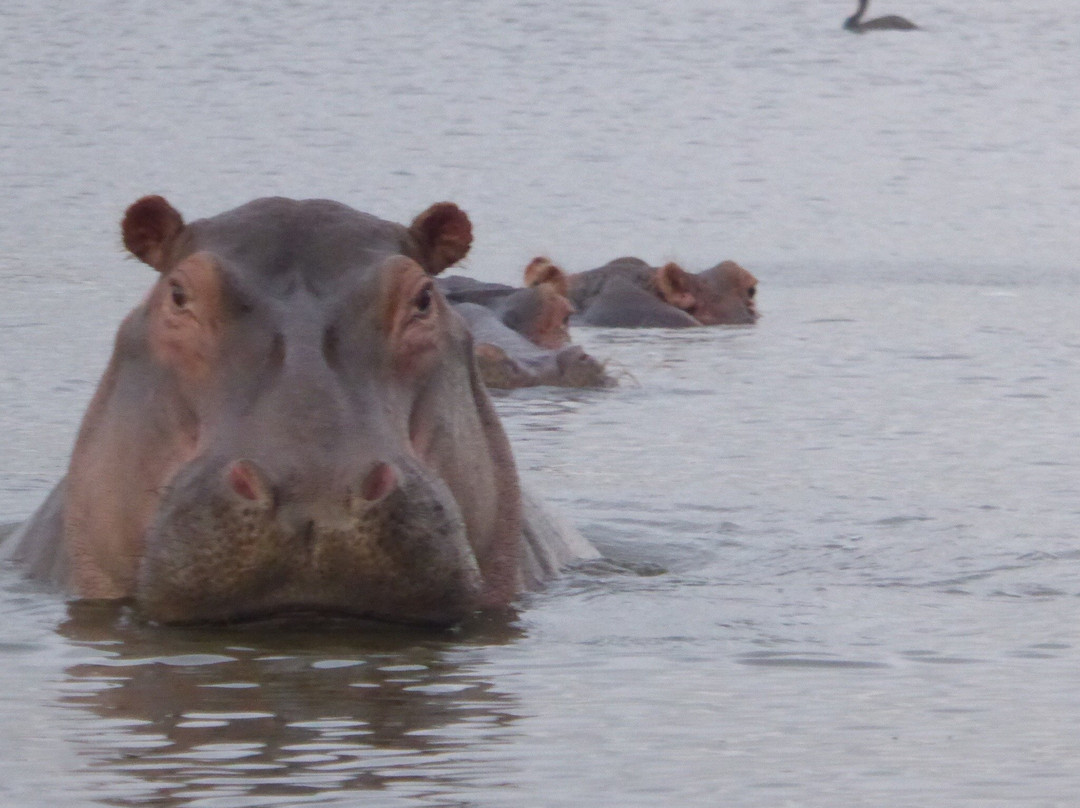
[{"x1": 3, "y1": 1, "x2": 1080, "y2": 806}]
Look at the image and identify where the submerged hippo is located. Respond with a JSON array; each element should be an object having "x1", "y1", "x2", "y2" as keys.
[
  {"x1": 438, "y1": 274, "x2": 575, "y2": 350},
  {"x1": 526, "y1": 256, "x2": 759, "y2": 328},
  {"x1": 453, "y1": 302, "x2": 614, "y2": 390},
  {"x1": 3, "y1": 196, "x2": 596, "y2": 626},
  {"x1": 438, "y1": 273, "x2": 612, "y2": 389}
]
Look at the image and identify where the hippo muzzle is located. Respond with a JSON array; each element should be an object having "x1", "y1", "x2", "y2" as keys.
[{"x1": 138, "y1": 455, "x2": 483, "y2": 626}]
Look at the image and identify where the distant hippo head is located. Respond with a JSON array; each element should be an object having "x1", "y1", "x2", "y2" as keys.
[
  {"x1": 59, "y1": 196, "x2": 525, "y2": 626},
  {"x1": 654, "y1": 261, "x2": 759, "y2": 325},
  {"x1": 453, "y1": 302, "x2": 613, "y2": 390},
  {"x1": 495, "y1": 284, "x2": 574, "y2": 351}
]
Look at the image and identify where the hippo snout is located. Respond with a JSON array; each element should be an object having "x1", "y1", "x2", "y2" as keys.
[
  {"x1": 553, "y1": 345, "x2": 613, "y2": 388},
  {"x1": 136, "y1": 456, "x2": 483, "y2": 626}
]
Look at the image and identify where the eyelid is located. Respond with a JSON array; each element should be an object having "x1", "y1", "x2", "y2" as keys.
[
  {"x1": 413, "y1": 281, "x2": 435, "y2": 315},
  {"x1": 169, "y1": 279, "x2": 189, "y2": 308}
]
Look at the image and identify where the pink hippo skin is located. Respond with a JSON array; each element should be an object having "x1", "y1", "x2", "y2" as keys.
[
  {"x1": 4, "y1": 197, "x2": 595, "y2": 626},
  {"x1": 525, "y1": 256, "x2": 759, "y2": 328}
]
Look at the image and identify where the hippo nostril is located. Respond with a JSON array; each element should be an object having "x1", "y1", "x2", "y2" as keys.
[
  {"x1": 360, "y1": 462, "x2": 397, "y2": 503},
  {"x1": 226, "y1": 459, "x2": 272, "y2": 505}
]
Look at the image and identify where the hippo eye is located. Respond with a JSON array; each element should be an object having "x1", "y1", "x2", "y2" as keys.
[
  {"x1": 169, "y1": 282, "x2": 189, "y2": 308},
  {"x1": 413, "y1": 284, "x2": 434, "y2": 316},
  {"x1": 747, "y1": 286, "x2": 756, "y2": 299}
]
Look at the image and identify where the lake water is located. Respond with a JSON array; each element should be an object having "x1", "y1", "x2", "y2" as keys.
[{"x1": 2, "y1": 1, "x2": 1080, "y2": 805}]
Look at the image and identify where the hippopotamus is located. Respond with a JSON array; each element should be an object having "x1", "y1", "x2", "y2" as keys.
[
  {"x1": 2, "y1": 196, "x2": 596, "y2": 626},
  {"x1": 437, "y1": 272, "x2": 612, "y2": 389},
  {"x1": 525, "y1": 256, "x2": 758, "y2": 328},
  {"x1": 452, "y1": 302, "x2": 614, "y2": 390},
  {"x1": 438, "y1": 275, "x2": 575, "y2": 350}
]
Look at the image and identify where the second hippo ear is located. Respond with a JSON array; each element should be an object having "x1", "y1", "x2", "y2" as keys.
[
  {"x1": 655, "y1": 262, "x2": 696, "y2": 312},
  {"x1": 523, "y1": 257, "x2": 569, "y2": 298},
  {"x1": 122, "y1": 195, "x2": 185, "y2": 272},
  {"x1": 408, "y1": 202, "x2": 473, "y2": 275}
]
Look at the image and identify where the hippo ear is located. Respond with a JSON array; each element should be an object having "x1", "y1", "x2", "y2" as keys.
[
  {"x1": 655, "y1": 262, "x2": 696, "y2": 312},
  {"x1": 122, "y1": 196, "x2": 185, "y2": 272},
  {"x1": 523, "y1": 257, "x2": 569, "y2": 298},
  {"x1": 408, "y1": 202, "x2": 473, "y2": 275}
]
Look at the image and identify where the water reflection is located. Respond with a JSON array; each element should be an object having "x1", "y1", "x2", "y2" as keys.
[{"x1": 57, "y1": 602, "x2": 525, "y2": 806}]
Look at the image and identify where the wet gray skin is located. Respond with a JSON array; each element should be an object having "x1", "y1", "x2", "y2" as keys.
[
  {"x1": 452, "y1": 302, "x2": 614, "y2": 390},
  {"x1": 4, "y1": 196, "x2": 594, "y2": 626},
  {"x1": 437, "y1": 275, "x2": 517, "y2": 307},
  {"x1": 574, "y1": 275, "x2": 700, "y2": 328}
]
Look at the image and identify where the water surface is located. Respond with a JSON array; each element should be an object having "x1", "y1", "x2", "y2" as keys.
[{"x1": 2, "y1": 1, "x2": 1080, "y2": 806}]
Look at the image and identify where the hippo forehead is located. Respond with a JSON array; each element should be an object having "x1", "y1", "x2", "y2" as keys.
[
  {"x1": 182, "y1": 198, "x2": 414, "y2": 293},
  {"x1": 702, "y1": 260, "x2": 756, "y2": 290}
]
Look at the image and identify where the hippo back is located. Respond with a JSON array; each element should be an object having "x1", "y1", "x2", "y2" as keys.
[{"x1": 574, "y1": 275, "x2": 698, "y2": 328}]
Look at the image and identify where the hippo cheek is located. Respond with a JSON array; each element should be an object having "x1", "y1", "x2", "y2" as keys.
[
  {"x1": 738, "y1": 304, "x2": 759, "y2": 324},
  {"x1": 716, "y1": 298, "x2": 759, "y2": 325},
  {"x1": 134, "y1": 460, "x2": 484, "y2": 627}
]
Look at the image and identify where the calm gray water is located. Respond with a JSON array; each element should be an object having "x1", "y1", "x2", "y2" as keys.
[{"x1": 2, "y1": 1, "x2": 1080, "y2": 806}]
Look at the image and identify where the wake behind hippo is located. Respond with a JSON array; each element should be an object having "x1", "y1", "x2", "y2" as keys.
[{"x1": 2, "y1": 197, "x2": 596, "y2": 626}]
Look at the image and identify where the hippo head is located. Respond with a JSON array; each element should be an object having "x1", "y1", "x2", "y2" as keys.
[
  {"x1": 510, "y1": 258, "x2": 574, "y2": 350},
  {"x1": 496, "y1": 284, "x2": 574, "y2": 351},
  {"x1": 63, "y1": 196, "x2": 523, "y2": 626},
  {"x1": 655, "y1": 261, "x2": 759, "y2": 325}
]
